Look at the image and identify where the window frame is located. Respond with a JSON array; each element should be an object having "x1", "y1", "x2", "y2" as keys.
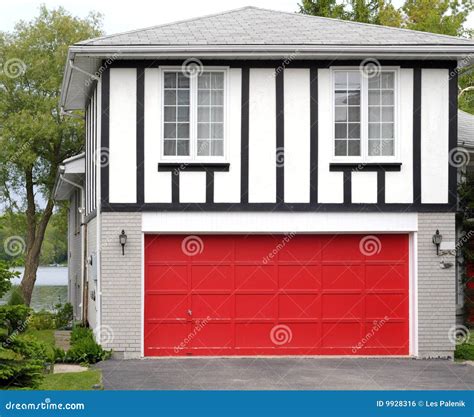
[
  {"x1": 330, "y1": 66, "x2": 400, "y2": 163},
  {"x1": 159, "y1": 66, "x2": 229, "y2": 163}
]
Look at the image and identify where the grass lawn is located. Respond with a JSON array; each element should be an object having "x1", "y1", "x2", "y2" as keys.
[
  {"x1": 25, "y1": 328, "x2": 55, "y2": 346},
  {"x1": 23, "y1": 328, "x2": 104, "y2": 390},
  {"x1": 39, "y1": 369, "x2": 102, "y2": 390}
]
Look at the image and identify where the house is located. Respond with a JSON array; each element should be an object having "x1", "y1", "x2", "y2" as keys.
[{"x1": 53, "y1": 7, "x2": 474, "y2": 359}]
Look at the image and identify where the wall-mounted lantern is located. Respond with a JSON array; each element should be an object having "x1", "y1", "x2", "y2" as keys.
[
  {"x1": 119, "y1": 230, "x2": 127, "y2": 256},
  {"x1": 432, "y1": 230, "x2": 442, "y2": 255}
]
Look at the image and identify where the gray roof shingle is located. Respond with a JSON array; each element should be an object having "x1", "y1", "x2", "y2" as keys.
[{"x1": 78, "y1": 6, "x2": 474, "y2": 47}]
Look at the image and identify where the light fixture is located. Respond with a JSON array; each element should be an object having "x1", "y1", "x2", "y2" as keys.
[
  {"x1": 119, "y1": 230, "x2": 127, "y2": 256},
  {"x1": 432, "y1": 230, "x2": 442, "y2": 255}
]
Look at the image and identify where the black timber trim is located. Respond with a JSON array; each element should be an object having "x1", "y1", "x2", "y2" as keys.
[
  {"x1": 448, "y1": 68, "x2": 458, "y2": 207},
  {"x1": 310, "y1": 67, "x2": 318, "y2": 206},
  {"x1": 276, "y1": 68, "x2": 284, "y2": 204},
  {"x1": 136, "y1": 67, "x2": 145, "y2": 206},
  {"x1": 413, "y1": 68, "x2": 422, "y2": 205},
  {"x1": 100, "y1": 69, "x2": 110, "y2": 206},
  {"x1": 241, "y1": 67, "x2": 250, "y2": 204},
  {"x1": 101, "y1": 202, "x2": 457, "y2": 212},
  {"x1": 158, "y1": 163, "x2": 230, "y2": 172},
  {"x1": 206, "y1": 171, "x2": 214, "y2": 204},
  {"x1": 107, "y1": 59, "x2": 457, "y2": 70},
  {"x1": 330, "y1": 163, "x2": 402, "y2": 172},
  {"x1": 343, "y1": 171, "x2": 352, "y2": 204},
  {"x1": 377, "y1": 170, "x2": 385, "y2": 205},
  {"x1": 171, "y1": 172, "x2": 180, "y2": 204}
]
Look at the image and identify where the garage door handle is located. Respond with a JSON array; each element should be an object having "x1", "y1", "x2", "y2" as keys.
[{"x1": 187, "y1": 309, "x2": 192, "y2": 316}]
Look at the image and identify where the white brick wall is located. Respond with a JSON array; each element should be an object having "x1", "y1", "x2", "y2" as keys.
[
  {"x1": 417, "y1": 212, "x2": 456, "y2": 358},
  {"x1": 100, "y1": 212, "x2": 142, "y2": 359}
]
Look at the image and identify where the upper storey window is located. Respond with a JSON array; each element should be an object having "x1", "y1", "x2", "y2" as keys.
[
  {"x1": 333, "y1": 68, "x2": 397, "y2": 161},
  {"x1": 162, "y1": 69, "x2": 226, "y2": 161}
]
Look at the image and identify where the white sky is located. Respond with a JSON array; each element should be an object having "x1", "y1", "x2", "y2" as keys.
[{"x1": 1, "y1": 0, "x2": 473, "y2": 35}]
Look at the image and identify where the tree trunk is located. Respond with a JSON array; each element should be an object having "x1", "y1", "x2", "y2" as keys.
[{"x1": 20, "y1": 167, "x2": 55, "y2": 305}]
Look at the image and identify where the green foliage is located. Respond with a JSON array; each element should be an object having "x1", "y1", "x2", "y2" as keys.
[
  {"x1": 0, "y1": 261, "x2": 18, "y2": 298},
  {"x1": 39, "y1": 369, "x2": 102, "y2": 390},
  {"x1": 0, "y1": 305, "x2": 32, "y2": 336},
  {"x1": 403, "y1": 0, "x2": 474, "y2": 37},
  {"x1": 0, "y1": 359, "x2": 44, "y2": 389},
  {"x1": 29, "y1": 311, "x2": 56, "y2": 330},
  {"x1": 7, "y1": 335, "x2": 52, "y2": 362},
  {"x1": 8, "y1": 286, "x2": 25, "y2": 305},
  {"x1": 54, "y1": 303, "x2": 73, "y2": 329},
  {"x1": 66, "y1": 326, "x2": 111, "y2": 364},
  {"x1": 455, "y1": 342, "x2": 474, "y2": 360}
]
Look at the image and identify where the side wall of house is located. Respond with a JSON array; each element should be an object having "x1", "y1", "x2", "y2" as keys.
[
  {"x1": 417, "y1": 212, "x2": 456, "y2": 358},
  {"x1": 86, "y1": 216, "x2": 98, "y2": 330},
  {"x1": 100, "y1": 212, "x2": 142, "y2": 358},
  {"x1": 67, "y1": 192, "x2": 82, "y2": 321}
]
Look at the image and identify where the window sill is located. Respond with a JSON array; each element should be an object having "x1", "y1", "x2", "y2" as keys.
[
  {"x1": 329, "y1": 162, "x2": 402, "y2": 172},
  {"x1": 158, "y1": 163, "x2": 230, "y2": 172}
]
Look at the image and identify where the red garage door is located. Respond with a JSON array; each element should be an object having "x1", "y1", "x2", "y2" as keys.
[{"x1": 144, "y1": 234, "x2": 409, "y2": 356}]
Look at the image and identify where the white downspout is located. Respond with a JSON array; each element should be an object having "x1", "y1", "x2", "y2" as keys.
[{"x1": 59, "y1": 167, "x2": 85, "y2": 323}]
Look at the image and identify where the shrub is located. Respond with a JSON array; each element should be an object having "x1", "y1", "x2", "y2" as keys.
[
  {"x1": 455, "y1": 342, "x2": 474, "y2": 360},
  {"x1": 0, "y1": 359, "x2": 44, "y2": 389},
  {"x1": 8, "y1": 335, "x2": 52, "y2": 362},
  {"x1": 7, "y1": 287, "x2": 25, "y2": 306},
  {"x1": 54, "y1": 303, "x2": 73, "y2": 329},
  {"x1": 66, "y1": 326, "x2": 111, "y2": 364},
  {"x1": 0, "y1": 305, "x2": 32, "y2": 336},
  {"x1": 29, "y1": 311, "x2": 56, "y2": 330}
]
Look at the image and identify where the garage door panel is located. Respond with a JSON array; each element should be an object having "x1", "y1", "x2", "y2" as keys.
[
  {"x1": 190, "y1": 323, "x2": 233, "y2": 349},
  {"x1": 279, "y1": 294, "x2": 319, "y2": 319},
  {"x1": 146, "y1": 265, "x2": 187, "y2": 291},
  {"x1": 279, "y1": 265, "x2": 321, "y2": 290},
  {"x1": 235, "y1": 323, "x2": 276, "y2": 348},
  {"x1": 235, "y1": 294, "x2": 276, "y2": 319},
  {"x1": 322, "y1": 294, "x2": 363, "y2": 319},
  {"x1": 366, "y1": 265, "x2": 407, "y2": 290},
  {"x1": 322, "y1": 265, "x2": 364, "y2": 290},
  {"x1": 235, "y1": 265, "x2": 277, "y2": 290},
  {"x1": 191, "y1": 265, "x2": 233, "y2": 290},
  {"x1": 192, "y1": 294, "x2": 232, "y2": 319},
  {"x1": 234, "y1": 236, "x2": 278, "y2": 261},
  {"x1": 322, "y1": 322, "x2": 362, "y2": 348},
  {"x1": 145, "y1": 323, "x2": 190, "y2": 350},
  {"x1": 365, "y1": 294, "x2": 408, "y2": 319},
  {"x1": 363, "y1": 321, "x2": 408, "y2": 349},
  {"x1": 278, "y1": 236, "x2": 322, "y2": 261},
  {"x1": 146, "y1": 294, "x2": 187, "y2": 320},
  {"x1": 145, "y1": 234, "x2": 409, "y2": 356},
  {"x1": 321, "y1": 237, "x2": 364, "y2": 261}
]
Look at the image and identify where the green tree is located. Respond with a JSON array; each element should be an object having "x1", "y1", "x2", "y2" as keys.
[
  {"x1": 0, "y1": 6, "x2": 102, "y2": 305},
  {"x1": 403, "y1": 0, "x2": 474, "y2": 37},
  {"x1": 299, "y1": 0, "x2": 348, "y2": 19}
]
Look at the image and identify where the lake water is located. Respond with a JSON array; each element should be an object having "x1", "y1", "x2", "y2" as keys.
[
  {"x1": 2, "y1": 266, "x2": 69, "y2": 311},
  {"x1": 12, "y1": 266, "x2": 68, "y2": 286}
]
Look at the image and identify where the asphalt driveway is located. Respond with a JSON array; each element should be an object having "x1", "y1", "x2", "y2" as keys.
[{"x1": 96, "y1": 358, "x2": 474, "y2": 390}]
